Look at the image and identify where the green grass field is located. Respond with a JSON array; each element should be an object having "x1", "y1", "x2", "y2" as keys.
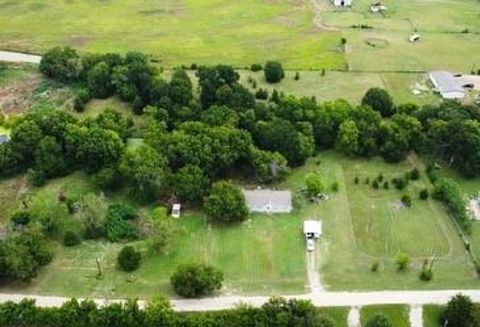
[
  {"x1": 0, "y1": 0, "x2": 344, "y2": 70},
  {"x1": 316, "y1": 307, "x2": 349, "y2": 327},
  {"x1": 360, "y1": 304, "x2": 410, "y2": 327},
  {"x1": 423, "y1": 305, "x2": 443, "y2": 327}
]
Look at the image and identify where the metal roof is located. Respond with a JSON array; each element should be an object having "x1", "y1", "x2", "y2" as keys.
[
  {"x1": 303, "y1": 220, "x2": 322, "y2": 235},
  {"x1": 243, "y1": 189, "x2": 292, "y2": 209},
  {"x1": 429, "y1": 71, "x2": 465, "y2": 98}
]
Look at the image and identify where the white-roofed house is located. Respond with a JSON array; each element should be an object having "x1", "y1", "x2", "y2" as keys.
[
  {"x1": 429, "y1": 71, "x2": 466, "y2": 99},
  {"x1": 303, "y1": 220, "x2": 322, "y2": 239},
  {"x1": 243, "y1": 189, "x2": 292, "y2": 213}
]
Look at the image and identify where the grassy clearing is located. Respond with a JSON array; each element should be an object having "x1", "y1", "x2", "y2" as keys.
[
  {"x1": 316, "y1": 307, "x2": 349, "y2": 327},
  {"x1": 316, "y1": 151, "x2": 478, "y2": 290},
  {"x1": 423, "y1": 305, "x2": 443, "y2": 327},
  {"x1": 360, "y1": 304, "x2": 410, "y2": 327},
  {"x1": 0, "y1": 0, "x2": 344, "y2": 70}
]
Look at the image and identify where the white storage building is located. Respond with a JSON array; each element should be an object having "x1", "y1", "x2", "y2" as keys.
[
  {"x1": 243, "y1": 189, "x2": 292, "y2": 213},
  {"x1": 429, "y1": 71, "x2": 465, "y2": 100}
]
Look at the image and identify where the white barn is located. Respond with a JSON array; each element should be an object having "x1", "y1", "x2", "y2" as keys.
[
  {"x1": 243, "y1": 189, "x2": 292, "y2": 213},
  {"x1": 331, "y1": 0, "x2": 353, "y2": 7},
  {"x1": 429, "y1": 71, "x2": 465, "y2": 100}
]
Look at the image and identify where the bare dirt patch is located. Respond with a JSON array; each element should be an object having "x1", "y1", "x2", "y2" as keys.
[{"x1": 0, "y1": 76, "x2": 41, "y2": 115}]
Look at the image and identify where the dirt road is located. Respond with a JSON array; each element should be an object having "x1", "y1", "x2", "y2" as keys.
[{"x1": 0, "y1": 50, "x2": 41, "y2": 64}]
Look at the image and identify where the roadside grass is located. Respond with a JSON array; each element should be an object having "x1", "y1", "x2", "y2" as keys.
[
  {"x1": 360, "y1": 304, "x2": 410, "y2": 327},
  {"x1": 0, "y1": 175, "x2": 26, "y2": 225},
  {"x1": 0, "y1": 0, "x2": 345, "y2": 70},
  {"x1": 316, "y1": 151, "x2": 478, "y2": 290},
  {"x1": 316, "y1": 307, "x2": 349, "y2": 327},
  {"x1": 423, "y1": 305, "x2": 443, "y2": 327}
]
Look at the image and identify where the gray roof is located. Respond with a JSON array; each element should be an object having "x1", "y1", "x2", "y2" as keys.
[
  {"x1": 243, "y1": 189, "x2": 292, "y2": 208},
  {"x1": 0, "y1": 135, "x2": 9, "y2": 145},
  {"x1": 429, "y1": 71, "x2": 465, "y2": 96}
]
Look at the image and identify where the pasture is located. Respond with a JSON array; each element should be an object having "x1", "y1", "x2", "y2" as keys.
[{"x1": 0, "y1": 0, "x2": 344, "y2": 70}]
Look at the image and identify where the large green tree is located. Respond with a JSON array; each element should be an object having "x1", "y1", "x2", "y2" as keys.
[
  {"x1": 362, "y1": 88, "x2": 395, "y2": 117},
  {"x1": 172, "y1": 165, "x2": 210, "y2": 203},
  {"x1": 204, "y1": 181, "x2": 248, "y2": 223},
  {"x1": 170, "y1": 263, "x2": 224, "y2": 298}
]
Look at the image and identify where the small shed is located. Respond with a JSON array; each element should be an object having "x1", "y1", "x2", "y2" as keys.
[
  {"x1": 303, "y1": 220, "x2": 322, "y2": 239},
  {"x1": 331, "y1": 0, "x2": 353, "y2": 7},
  {"x1": 243, "y1": 189, "x2": 292, "y2": 213},
  {"x1": 429, "y1": 71, "x2": 465, "y2": 99},
  {"x1": 171, "y1": 203, "x2": 181, "y2": 218}
]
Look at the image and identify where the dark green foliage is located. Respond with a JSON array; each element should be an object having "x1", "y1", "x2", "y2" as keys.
[
  {"x1": 294, "y1": 72, "x2": 300, "y2": 80},
  {"x1": 204, "y1": 181, "x2": 248, "y2": 223},
  {"x1": 117, "y1": 246, "x2": 141, "y2": 272},
  {"x1": 432, "y1": 178, "x2": 471, "y2": 232},
  {"x1": 73, "y1": 88, "x2": 91, "y2": 112},
  {"x1": 105, "y1": 203, "x2": 138, "y2": 242},
  {"x1": 372, "y1": 180, "x2": 379, "y2": 189},
  {"x1": 10, "y1": 211, "x2": 31, "y2": 227},
  {"x1": 200, "y1": 105, "x2": 239, "y2": 127},
  {"x1": 250, "y1": 147, "x2": 289, "y2": 183},
  {"x1": 410, "y1": 168, "x2": 420, "y2": 180},
  {"x1": 420, "y1": 259, "x2": 433, "y2": 281},
  {"x1": 305, "y1": 173, "x2": 324, "y2": 196},
  {"x1": 365, "y1": 314, "x2": 392, "y2": 327},
  {"x1": 255, "y1": 88, "x2": 269, "y2": 100},
  {"x1": 419, "y1": 188, "x2": 429, "y2": 200},
  {"x1": 93, "y1": 166, "x2": 122, "y2": 191},
  {"x1": 383, "y1": 181, "x2": 389, "y2": 189},
  {"x1": 440, "y1": 294, "x2": 477, "y2": 327},
  {"x1": 39, "y1": 46, "x2": 81, "y2": 82},
  {"x1": 395, "y1": 252, "x2": 410, "y2": 271},
  {"x1": 331, "y1": 181, "x2": 339, "y2": 192},
  {"x1": 26, "y1": 168, "x2": 46, "y2": 186},
  {"x1": 378, "y1": 173, "x2": 384, "y2": 182},
  {"x1": 354, "y1": 176, "x2": 359, "y2": 184},
  {"x1": 250, "y1": 63, "x2": 263, "y2": 71},
  {"x1": 172, "y1": 164, "x2": 210, "y2": 203},
  {"x1": 170, "y1": 263, "x2": 224, "y2": 298},
  {"x1": 341, "y1": 37, "x2": 347, "y2": 45},
  {"x1": 63, "y1": 231, "x2": 81, "y2": 247},
  {"x1": 87, "y1": 62, "x2": 114, "y2": 98},
  {"x1": 426, "y1": 162, "x2": 438, "y2": 183},
  {"x1": 362, "y1": 88, "x2": 395, "y2": 117},
  {"x1": 392, "y1": 177, "x2": 408, "y2": 190},
  {"x1": 0, "y1": 228, "x2": 53, "y2": 282},
  {"x1": 264, "y1": 61, "x2": 285, "y2": 83},
  {"x1": 371, "y1": 261, "x2": 379, "y2": 272},
  {"x1": 401, "y1": 194, "x2": 412, "y2": 207},
  {"x1": 365, "y1": 177, "x2": 370, "y2": 184}
]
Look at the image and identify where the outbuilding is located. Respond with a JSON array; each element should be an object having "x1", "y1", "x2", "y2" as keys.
[
  {"x1": 429, "y1": 71, "x2": 466, "y2": 99},
  {"x1": 303, "y1": 220, "x2": 322, "y2": 239},
  {"x1": 243, "y1": 189, "x2": 292, "y2": 213},
  {"x1": 171, "y1": 203, "x2": 181, "y2": 218},
  {"x1": 331, "y1": 0, "x2": 353, "y2": 7}
]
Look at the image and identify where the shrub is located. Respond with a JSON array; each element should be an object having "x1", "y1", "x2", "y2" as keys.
[
  {"x1": 401, "y1": 194, "x2": 412, "y2": 207},
  {"x1": 395, "y1": 252, "x2": 410, "y2": 271},
  {"x1": 419, "y1": 188, "x2": 429, "y2": 200},
  {"x1": 294, "y1": 72, "x2": 300, "y2": 80},
  {"x1": 392, "y1": 177, "x2": 407, "y2": 190},
  {"x1": 410, "y1": 168, "x2": 420, "y2": 180},
  {"x1": 365, "y1": 177, "x2": 370, "y2": 185},
  {"x1": 365, "y1": 314, "x2": 392, "y2": 327},
  {"x1": 371, "y1": 261, "x2": 379, "y2": 272},
  {"x1": 372, "y1": 180, "x2": 379, "y2": 190},
  {"x1": 117, "y1": 246, "x2": 141, "y2": 272},
  {"x1": 383, "y1": 181, "x2": 389, "y2": 189},
  {"x1": 10, "y1": 211, "x2": 31, "y2": 227},
  {"x1": 354, "y1": 176, "x2": 359, "y2": 184},
  {"x1": 171, "y1": 263, "x2": 224, "y2": 298},
  {"x1": 432, "y1": 178, "x2": 471, "y2": 232},
  {"x1": 94, "y1": 166, "x2": 122, "y2": 191},
  {"x1": 305, "y1": 173, "x2": 325, "y2": 197},
  {"x1": 63, "y1": 231, "x2": 81, "y2": 247},
  {"x1": 426, "y1": 163, "x2": 438, "y2": 183},
  {"x1": 73, "y1": 88, "x2": 91, "y2": 112},
  {"x1": 340, "y1": 37, "x2": 347, "y2": 45},
  {"x1": 378, "y1": 173, "x2": 384, "y2": 182},
  {"x1": 420, "y1": 260, "x2": 433, "y2": 281},
  {"x1": 264, "y1": 61, "x2": 285, "y2": 83},
  {"x1": 190, "y1": 63, "x2": 198, "y2": 70},
  {"x1": 250, "y1": 63, "x2": 262, "y2": 71},
  {"x1": 331, "y1": 182, "x2": 339, "y2": 192},
  {"x1": 255, "y1": 88, "x2": 269, "y2": 100},
  {"x1": 362, "y1": 87, "x2": 395, "y2": 117},
  {"x1": 106, "y1": 203, "x2": 138, "y2": 242},
  {"x1": 27, "y1": 168, "x2": 46, "y2": 187},
  {"x1": 440, "y1": 294, "x2": 476, "y2": 327}
]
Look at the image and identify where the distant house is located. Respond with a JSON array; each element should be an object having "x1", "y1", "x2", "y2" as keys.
[
  {"x1": 243, "y1": 189, "x2": 292, "y2": 213},
  {"x1": 0, "y1": 135, "x2": 9, "y2": 145},
  {"x1": 429, "y1": 71, "x2": 465, "y2": 100},
  {"x1": 331, "y1": 0, "x2": 353, "y2": 7}
]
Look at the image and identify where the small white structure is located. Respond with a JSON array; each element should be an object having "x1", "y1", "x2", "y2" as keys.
[
  {"x1": 331, "y1": 0, "x2": 353, "y2": 7},
  {"x1": 171, "y1": 203, "x2": 181, "y2": 218},
  {"x1": 303, "y1": 220, "x2": 322, "y2": 239},
  {"x1": 429, "y1": 71, "x2": 466, "y2": 99},
  {"x1": 0, "y1": 135, "x2": 9, "y2": 145},
  {"x1": 370, "y1": 2, "x2": 387, "y2": 12},
  {"x1": 409, "y1": 33, "x2": 421, "y2": 42},
  {"x1": 243, "y1": 189, "x2": 292, "y2": 213}
]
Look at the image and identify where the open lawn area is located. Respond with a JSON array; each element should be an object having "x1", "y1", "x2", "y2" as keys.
[
  {"x1": 316, "y1": 307, "x2": 349, "y2": 327},
  {"x1": 423, "y1": 305, "x2": 443, "y2": 327},
  {"x1": 0, "y1": 0, "x2": 344, "y2": 70},
  {"x1": 313, "y1": 152, "x2": 479, "y2": 290},
  {"x1": 360, "y1": 304, "x2": 410, "y2": 327}
]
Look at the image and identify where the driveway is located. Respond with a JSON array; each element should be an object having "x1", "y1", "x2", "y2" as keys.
[{"x1": 0, "y1": 50, "x2": 41, "y2": 64}]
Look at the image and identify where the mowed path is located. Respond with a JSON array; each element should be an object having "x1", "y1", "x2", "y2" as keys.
[{"x1": 0, "y1": 51, "x2": 41, "y2": 64}]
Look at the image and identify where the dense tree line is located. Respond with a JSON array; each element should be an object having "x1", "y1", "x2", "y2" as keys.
[{"x1": 0, "y1": 297, "x2": 336, "y2": 327}]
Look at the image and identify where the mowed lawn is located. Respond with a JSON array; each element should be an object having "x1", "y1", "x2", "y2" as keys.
[
  {"x1": 315, "y1": 152, "x2": 478, "y2": 290},
  {"x1": 360, "y1": 305, "x2": 410, "y2": 327},
  {"x1": 0, "y1": 0, "x2": 345, "y2": 69},
  {"x1": 0, "y1": 172, "x2": 308, "y2": 298}
]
